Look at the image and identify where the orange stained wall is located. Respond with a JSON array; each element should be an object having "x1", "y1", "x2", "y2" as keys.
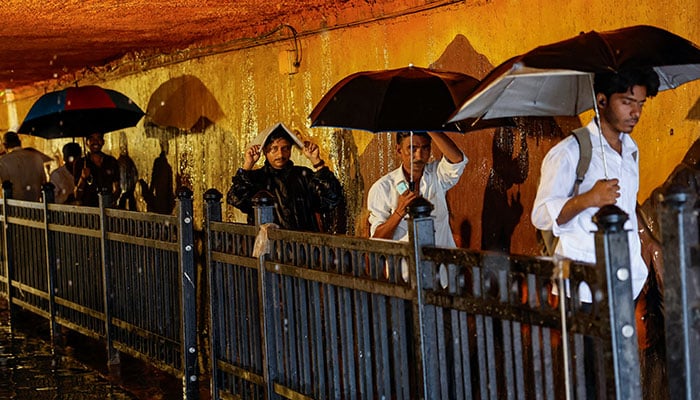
[{"x1": 5, "y1": 0, "x2": 700, "y2": 255}]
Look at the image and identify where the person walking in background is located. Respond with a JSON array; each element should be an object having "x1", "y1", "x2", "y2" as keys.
[
  {"x1": 367, "y1": 131, "x2": 467, "y2": 247},
  {"x1": 49, "y1": 142, "x2": 82, "y2": 204},
  {"x1": 74, "y1": 132, "x2": 121, "y2": 207},
  {"x1": 0, "y1": 131, "x2": 48, "y2": 201},
  {"x1": 227, "y1": 123, "x2": 344, "y2": 231}
]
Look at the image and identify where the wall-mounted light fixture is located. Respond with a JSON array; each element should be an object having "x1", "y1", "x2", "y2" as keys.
[{"x1": 277, "y1": 24, "x2": 302, "y2": 75}]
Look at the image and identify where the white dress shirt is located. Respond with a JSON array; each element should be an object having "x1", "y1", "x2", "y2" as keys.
[
  {"x1": 50, "y1": 165, "x2": 76, "y2": 204},
  {"x1": 368, "y1": 154, "x2": 467, "y2": 247},
  {"x1": 531, "y1": 120, "x2": 648, "y2": 300}
]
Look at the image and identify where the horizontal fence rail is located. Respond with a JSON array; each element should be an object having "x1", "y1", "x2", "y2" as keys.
[
  {"x1": 1, "y1": 184, "x2": 698, "y2": 400},
  {"x1": 0, "y1": 184, "x2": 199, "y2": 399},
  {"x1": 204, "y1": 191, "x2": 638, "y2": 400},
  {"x1": 419, "y1": 248, "x2": 611, "y2": 400}
]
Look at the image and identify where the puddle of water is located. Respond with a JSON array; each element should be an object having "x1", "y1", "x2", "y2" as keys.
[{"x1": 0, "y1": 322, "x2": 137, "y2": 399}]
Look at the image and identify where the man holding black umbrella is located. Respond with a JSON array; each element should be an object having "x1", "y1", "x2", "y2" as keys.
[
  {"x1": 368, "y1": 131, "x2": 466, "y2": 247},
  {"x1": 74, "y1": 132, "x2": 121, "y2": 207},
  {"x1": 532, "y1": 67, "x2": 659, "y2": 302},
  {"x1": 532, "y1": 66, "x2": 665, "y2": 400}
]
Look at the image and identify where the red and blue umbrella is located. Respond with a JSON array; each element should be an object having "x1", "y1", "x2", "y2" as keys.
[{"x1": 18, "y1": 85, "x2": 144, "y2": 139}]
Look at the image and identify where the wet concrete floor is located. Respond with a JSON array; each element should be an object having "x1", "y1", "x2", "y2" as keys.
[
  {"x1": 0, "y1": 303, "x2": 197, "y2": 399},
  {"x1": 0, "y1": 314, "x2": 135, "y2": 398}
]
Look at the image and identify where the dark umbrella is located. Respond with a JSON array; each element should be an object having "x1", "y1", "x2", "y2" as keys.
[
  {"x1": 449, "y1": 25, "x2": 700, "y2": 176},
  {"x1": 450, "y1": 25, "x2": 700, "y2": 122},
  {"x1": 309, "y1": 65, "x2": 513, "y2": 133},
  {"x1": 18, "y1": 85, "x2": 144, "y2": 139},
  {"x1": 310, "y1": 65, "x2": 514, "y2": 188}
]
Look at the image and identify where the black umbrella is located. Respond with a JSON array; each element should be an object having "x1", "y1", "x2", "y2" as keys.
[
  {"x1": 18, "y1": 85, "x2": 144, "y2": 139},
  {"x1": 310, "y1": 65, "x2": 514, "y2": 188},
  {"x1": 309, "y1": 65, "x2": 513, "y2": 133},
  {"x1": 449, "y1": 25, "x2": 700, "y2": 176},
  {"x1": 450, "y1": 25, "x2": 700, "y2": 122}
]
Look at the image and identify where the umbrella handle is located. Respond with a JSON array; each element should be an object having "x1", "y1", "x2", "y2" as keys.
[{"x1": 589, "y1": 75, "x2": 608, "y2": 179}]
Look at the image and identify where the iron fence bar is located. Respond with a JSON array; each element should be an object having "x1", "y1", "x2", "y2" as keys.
[
  {"x1": 204, "y1": 189, "x2": 223, "y2": 400},
  {"x1": 406, "y1": 197, "x2": 437, "y2": 400},
  {"x1": 99, "y1": 189, "x2": 119, "y2": 368},
  {"x1": 2, "y1": 182, "x2": 15, "y2": 326},
  {"x1": 252, "y1": 193, "x2": 277, "y2": 400},
  {"x1": 41, "y1": 183, "x2": 60, "y2": 346},
  {"x1": 593, "y1": 205, "x2": 641, "y2": 399},
  {"x1": 177, "y1": 188, "x2": 199, "y2": 399},
  {"x1": 659, "y1": 187, "x2": 700, "y2": 400}
]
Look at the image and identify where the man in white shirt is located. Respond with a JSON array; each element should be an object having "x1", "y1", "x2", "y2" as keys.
[
  {"x1": 368, "y1": 131, "x2": 467, "y2": 247},
  {"x1": 0, "y1": 131, "x2": 48, "y2": 202},
  {"x1": 531, "y1": 67, "x2": 661, "y2": 301},
  {"x1": 49, "y1": 142, "x2": 82, "y2": 204}
]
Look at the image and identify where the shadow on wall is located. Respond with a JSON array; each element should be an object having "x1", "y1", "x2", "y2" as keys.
[
  {"x1": 139, "y1": 75, "x2": 229, "y2": 215},
  {"x1": 432, "y1": 34, "x2": 574, "y2": 251},
  {"x1": 686, "y1": 95, "x2": 700, "y2": 120},
  {"x1": 117, "y1": 131, "x2": 139, "y2": 211},
  {"x1": 144, "y1": 75, "x2": 225, "y2": 141},
  {"x1": 480, "y1": 126, "x2": 528, "y2": 252}
]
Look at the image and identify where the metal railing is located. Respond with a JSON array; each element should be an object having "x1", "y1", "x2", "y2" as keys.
[
  {"x1": 0, "y1": 183, "x2": 697, "y2": 399},
  {"x1": 0, "y1": 182, "x2": 199, "y2": 399},
  {"x1": 658, "y1": 187, "x2": 700, "y2": 400},
  {"x1": 203, "y1": 190, "x2": 659, "y2": 399}
]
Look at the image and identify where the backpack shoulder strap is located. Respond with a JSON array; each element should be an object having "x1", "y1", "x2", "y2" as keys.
[{"x1": 569, "y1": 127, "x2": 592, "y2": 197}]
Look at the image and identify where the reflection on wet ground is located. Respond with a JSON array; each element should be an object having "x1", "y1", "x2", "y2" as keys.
[
  {"x1": 0, "y1": 304, "x2": 194, "y2": 399},
  {"x1": 0, "y1": 319, "x2": 136, "y2": 399}
]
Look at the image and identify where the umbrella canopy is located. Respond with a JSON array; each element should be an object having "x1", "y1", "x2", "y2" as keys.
[
  {"x1": 18, "y1": 85, "x2": 145, "y2": 139},
  {"x1": 310, "y1": 65, "x2": 513, "y2": 133},
  {"x1": 449, "y1": 25, "x2": 700, "y2": 122}
]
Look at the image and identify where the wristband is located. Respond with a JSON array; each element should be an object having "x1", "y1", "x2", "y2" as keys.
[{"x1": 313, "y1": 160, "x2": 325, "y2": 169}]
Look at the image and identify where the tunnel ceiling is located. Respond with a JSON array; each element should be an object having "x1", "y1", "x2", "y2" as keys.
[{"x1": 0, "y1": 0, "x2": 425, "y2": 93}]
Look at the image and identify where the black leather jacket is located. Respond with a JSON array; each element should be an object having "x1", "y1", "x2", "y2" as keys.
[{"x1": 227, "y1": 160, "x2": 343, "y2": 232}]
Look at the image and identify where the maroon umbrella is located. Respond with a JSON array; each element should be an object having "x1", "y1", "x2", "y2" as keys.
[
  {"x1": 309, "y1": 65, "x2": 513, "y2": 133},
  {"x1": 18, "y1": 85, "x2": 144, "y2": 139}
]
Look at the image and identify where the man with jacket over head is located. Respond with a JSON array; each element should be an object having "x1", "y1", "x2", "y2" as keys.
[{"x1": 227, "y1": 123, "x2": 344, "y2": 232}]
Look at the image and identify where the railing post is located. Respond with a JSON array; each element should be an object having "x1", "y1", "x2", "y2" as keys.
[
  {"x1": 177, "y1": 187, "x2": 199, "y2": 399},
  {"x1": 203, "y1": 188, "x2": 222, "y2": 400},
  {"x1": 406, "y1": 197, "x2": 436, "y2": 400},
  {"x1": 98, "y1": 187, "x2": 119, "y2": 369},
  {"x1": 252, "y1": 190, "x2": 275, "y2": 226},
  {"x1": 252, "y1": 190, "x2": 277, "y2": 399},
  {"x1": 592, "y1": 204, "x2": 641, "y2": 399},
  {"x1": 659, "y1": 186, "x2": 700, "y2": 399},
  {"x1": 41, "y1": 182, "x2": 60, "y2": 346},
  {"x1": 1, "y1": 181, "x2": 13, "y2": 324}
]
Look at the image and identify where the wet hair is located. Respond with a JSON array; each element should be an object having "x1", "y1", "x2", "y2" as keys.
[
  {"x1": 62, "y1": 142, "x2": 82, "y2": 160},
  {"x1": 2, "y1": 131, "x2": 21, "y2": 148},
  {"x1": 594, "y1": 67, "x2": 660, "y2": 99},
  {"x1": 396, "y1": 131, "x2": 431, "y2": 145}
]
